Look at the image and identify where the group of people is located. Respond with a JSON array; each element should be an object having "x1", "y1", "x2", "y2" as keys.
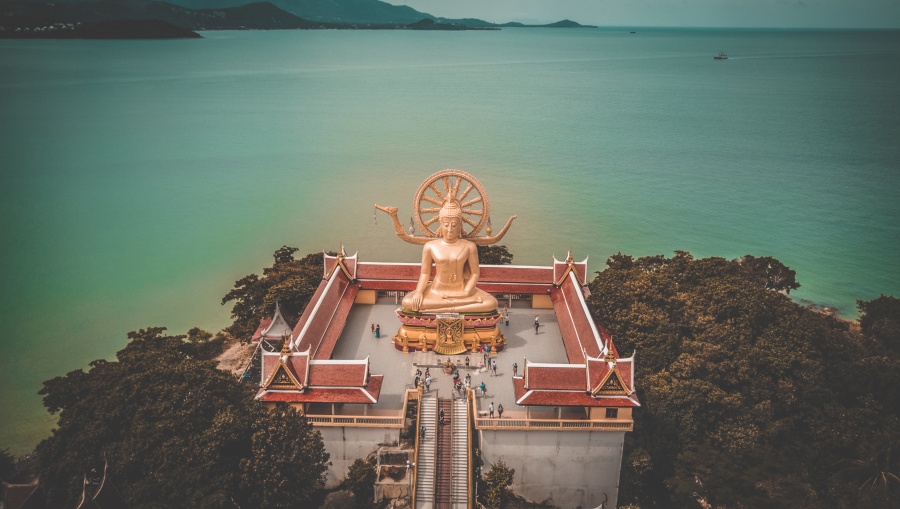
[
  {"x1": 452, "y1": 370, "x2": 473, "y2": 397},
  {"x1": 414, "y1": 368, "x2": 432, "y2": 393},
  {"x1": 488, "y1": 401, "x2": 504, "y2": 419},
  {"x1": 370, "y1": 323, "x2": 381, "y2": 338}
]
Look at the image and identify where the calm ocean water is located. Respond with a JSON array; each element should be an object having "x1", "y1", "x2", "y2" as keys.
[{"x1": 1, "y1": 28, "x2": 898, "y2": 453}]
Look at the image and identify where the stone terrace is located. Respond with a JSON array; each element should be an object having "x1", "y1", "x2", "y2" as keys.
[{"x1": 328, "y1": 296, "x2": 570, "y2": 420}]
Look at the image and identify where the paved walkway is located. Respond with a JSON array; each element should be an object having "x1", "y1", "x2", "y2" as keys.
[{"x1": 331, "y1": 297, "x2": 569, "y2": 418}]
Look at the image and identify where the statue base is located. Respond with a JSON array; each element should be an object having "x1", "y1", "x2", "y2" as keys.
[{"x1": 392, "y1": 310, "x2": 505, "y2": 354}]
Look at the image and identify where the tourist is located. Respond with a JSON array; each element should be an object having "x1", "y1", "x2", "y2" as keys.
[
  {"x1": 439, "y1": 408, "x2": 445, "y2": 426},
  {"x1": 534, "y1": 316, "x2": 540, "y2": 334},
  {"x1": 375, "y1": 324, "x2": 381, "y2": 338},
  {"x1": 425, "y1": 376, "x2": 432, "y2": 392},
  {"x1": 480, "y1": 381, "x2": 486, "y2": 398},
  {"x1": 513, "y1": 362, "x2": 518, "y2": 377},
  {"x1": 489, "y1": 402, "x2": 495, "y2": 418},
  {"x1": 465, "y1": 373, "x2": 471, "y2": 387},
  {"x1": 498, "y1": 404, "x2": 504, "y2": 418},
  {"x1": 371, "y1": 323, "x2": 375, "y2": 335},
  {"x1": 420, "y1": 425, "x2": 426, "y2": 440},
  {"x1": 465, "y1": 356, "x2": 470, "y2": 368}
]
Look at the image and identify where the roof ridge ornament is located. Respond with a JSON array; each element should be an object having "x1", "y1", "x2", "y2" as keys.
[{"x1": 375, "y1": 169, "x2": 516, "y2": 245}]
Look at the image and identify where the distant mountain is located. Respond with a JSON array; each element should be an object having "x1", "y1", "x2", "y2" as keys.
[
  {"x1": 2, "y1": 0, "x2": 597, "y2": 34},
  {"x1": 0, "y1": 0, "x2": 326, "y2": 31},
  {"x1": 164, "y1": 0, "x2": 430, "y2": 24},
  {"x1": 536, "y1": 19, "x2": 596, "y2": 28}
]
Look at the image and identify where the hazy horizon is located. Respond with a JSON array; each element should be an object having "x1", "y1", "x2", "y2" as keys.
[{"x1": 389, "y1": 0, "x2": 900, "y2": 29}]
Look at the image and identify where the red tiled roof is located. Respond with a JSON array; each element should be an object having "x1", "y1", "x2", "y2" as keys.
[
  {"x1": 261, "y1": 351, "x2": 310, "y2": 388},
  {"x1": 294, "y1": 271, "x2": 353, "y2": 357},
  {"x1": 251, "y1": 317, "x2": 273, "y2": 342},
  {"x1": 308, "y1": 361, "x2": 368, "y2": 387},
  {"x1": 525, "y1": 364, "x2": 586, "y2": 391},
  {"x1": 357, "y1": 263, "x2": 422, "y2": 281},
  {"x1": 586, "y1": 357, "x2": 634, "y2": 392},
  {"x1": 551, "y1": 288, "x2": 587, "y2": 364},
  {"x1": 356, "y1": 262, "x2": 555, "y2": 285},
  {"x1": 4, "y1": 482, "x2": 43, "y2": 509},
  {"x1": 313, "y1": 284, "x2": 359, "y2": 360},
  {"x1": 256, "y1": 375, "x2": 383, "y2": 404},
  {"x1": 558, "y1": 275, "x2": 602, "y2": 358},
  {"x1": 513, "y1": 377, "x2": 638, "y2": 407}
]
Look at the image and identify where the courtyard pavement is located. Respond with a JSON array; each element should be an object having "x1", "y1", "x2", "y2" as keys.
[{"x1": 330, "y1": 296, "x2": 569, "y2": 419}]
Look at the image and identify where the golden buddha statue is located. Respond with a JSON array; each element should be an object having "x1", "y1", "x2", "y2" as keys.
[
  {"x1": 376, "y1": 169, "x2": 516, "y2": 353},
  {"x1": 402, "y1": 199, "x2": 498, "y2": 314}
]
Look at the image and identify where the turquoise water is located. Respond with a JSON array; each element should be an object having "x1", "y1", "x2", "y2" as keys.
[{"x1": 1, "y1": 28, "x2": 898, "y2": 454}]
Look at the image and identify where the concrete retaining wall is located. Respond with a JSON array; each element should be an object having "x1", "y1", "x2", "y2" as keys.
[
  {"x1": 319, "y1": 427, "x2": 401, "y2": 488},
  {"x1": 478, "y1": 429, "x2": 624, "y2": 509}
]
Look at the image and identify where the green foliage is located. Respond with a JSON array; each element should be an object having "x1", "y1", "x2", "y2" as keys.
[
  {"x1": 737, "y1": 254, "x2": 800, "y2": 293},
  {"x1": 222, "y1": 246, "x2": 329, "y2": 339},
  {"x1": 345, "y1": 454, "x2": 377, "y2": 508},
  {"x1": 35, "y1": 327, "x2": 329, "y2": 509},
  {"x1": 481, "y1": 460, "x2": 515, "y2": 509},
  {"x1": 477, "y1": 244, "x2": 514, "y2": 265},
  {"x1": 587, "y1": 252, "x2": 899, "y2": 509},
  {"x1": 858, "y1": 294, "x2": 900, "y2": 352},
  {"x1": 0, "y1": 449, "x2": 15, "y2": 482},
  {"x1": 239, "y1": 404, "x2": 330, "y2": 509}
]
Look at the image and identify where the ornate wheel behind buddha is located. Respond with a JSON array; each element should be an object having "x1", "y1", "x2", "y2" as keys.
[{"x1": 413, "y1": 169, "x2": 490, "y2": 238}]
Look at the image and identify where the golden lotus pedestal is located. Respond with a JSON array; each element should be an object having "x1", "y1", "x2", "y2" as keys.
[{"x1": 392, "y1": 310, "x2": 505, "y2": 355}]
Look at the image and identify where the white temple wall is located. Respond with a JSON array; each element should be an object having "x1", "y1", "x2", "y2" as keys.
[
  {"x1": 319, "y1": 426, "x2": 401, "y2": 488},
  {"x1": 478, "y1": 429, "x2": 625, "y2": 509}
]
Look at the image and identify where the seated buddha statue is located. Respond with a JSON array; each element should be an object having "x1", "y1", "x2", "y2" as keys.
[{"x1": 401, "y1": 199, "x2": 498, "y2": 314}]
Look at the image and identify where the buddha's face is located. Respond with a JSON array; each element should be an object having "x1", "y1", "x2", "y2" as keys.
[{"x1": 440, "y1": 216, "x2": 461, "y2": 241}]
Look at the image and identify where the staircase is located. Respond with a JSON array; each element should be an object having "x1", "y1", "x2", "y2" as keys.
[
  {"x1": 450, "y1": 397, "x2": 469, "y2": 509},
  {"x1": 434, "y1": 399, "x2": 453, "y2": 509},
  {"x1": 416, "y1": 394, "x2": 438, "y2": 509}
]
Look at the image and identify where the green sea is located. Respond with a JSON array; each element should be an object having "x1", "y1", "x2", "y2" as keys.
[{"x1": 1, "y1": 28, "x2": 898, "y2": 454}]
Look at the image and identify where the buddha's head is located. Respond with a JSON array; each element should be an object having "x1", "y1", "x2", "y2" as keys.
[{"x1": 439, "y1": 199, "x2": 463, "y2": 241}]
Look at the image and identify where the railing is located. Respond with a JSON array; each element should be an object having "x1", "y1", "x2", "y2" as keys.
[
  {"x1": 305, "y1": 389, "x2": 419, "y2": 428},
  {"x1": 473, "y1": 416, "x2": 632, "y2": 432},
  {"x1": 412, "y1": 387, "x2": 422, "y2": 509},
  {"x1": 467, "y1": 390, "x2": 474, "y2": 509},
  {"x1": 305, "y1": 415, "x2": 405, "y2": 427}
]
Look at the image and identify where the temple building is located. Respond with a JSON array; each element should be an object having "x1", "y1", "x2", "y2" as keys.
[{"x1": 251, "y1": 170, "x2": 637, "y2": 509}]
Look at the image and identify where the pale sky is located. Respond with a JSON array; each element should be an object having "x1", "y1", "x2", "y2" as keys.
[{"x1": 390, "y1": 0, "x2": 900, "y2": 28}]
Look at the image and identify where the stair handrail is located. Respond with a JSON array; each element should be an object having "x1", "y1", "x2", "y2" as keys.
[
  {"x1": 467, "y1": 388, "x2": 474, "y2": 508},
  {"x1": 412, "y1": 385, "x2": 422, "y2": 508},
  {"x1": 430, "y1": 393, "x2": 439, "y2": 505}
]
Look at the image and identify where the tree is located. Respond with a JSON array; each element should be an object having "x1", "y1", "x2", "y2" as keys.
[
  {"x1": 35, "y1": 327, "x2": 329, "y2": 509},
  {"x1": 588, "y1": 252, "x2": 898, "y2": 509},
  {"x1": 239, "y1": 404, "x2": 330, "y2": 509},
  {"x1": 858, "y1": 295, "x2": 900, "y2": 352},
  {"x1": 222, "y1": 246, "x2": 330, "y2": 339},
  {"x1": 480, "y1": 460, "x2": 515, "y2": 509},
  {"x1": 344, "y1": 454, "x2": 377, "y2": 508},
  {"x1": 477, "y1": 244, "x2": 514, "y2": 265},
  {"x1": 0, "y1": 449, "x2": 15, "y2": 482},
  {"x1": 737, "y1": 254, "x2": 800, "y2": 293}
]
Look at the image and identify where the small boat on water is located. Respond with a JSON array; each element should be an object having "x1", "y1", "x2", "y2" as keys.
[{"x1": 714, "y1": 52, "x2": 728, "y2": 60}]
